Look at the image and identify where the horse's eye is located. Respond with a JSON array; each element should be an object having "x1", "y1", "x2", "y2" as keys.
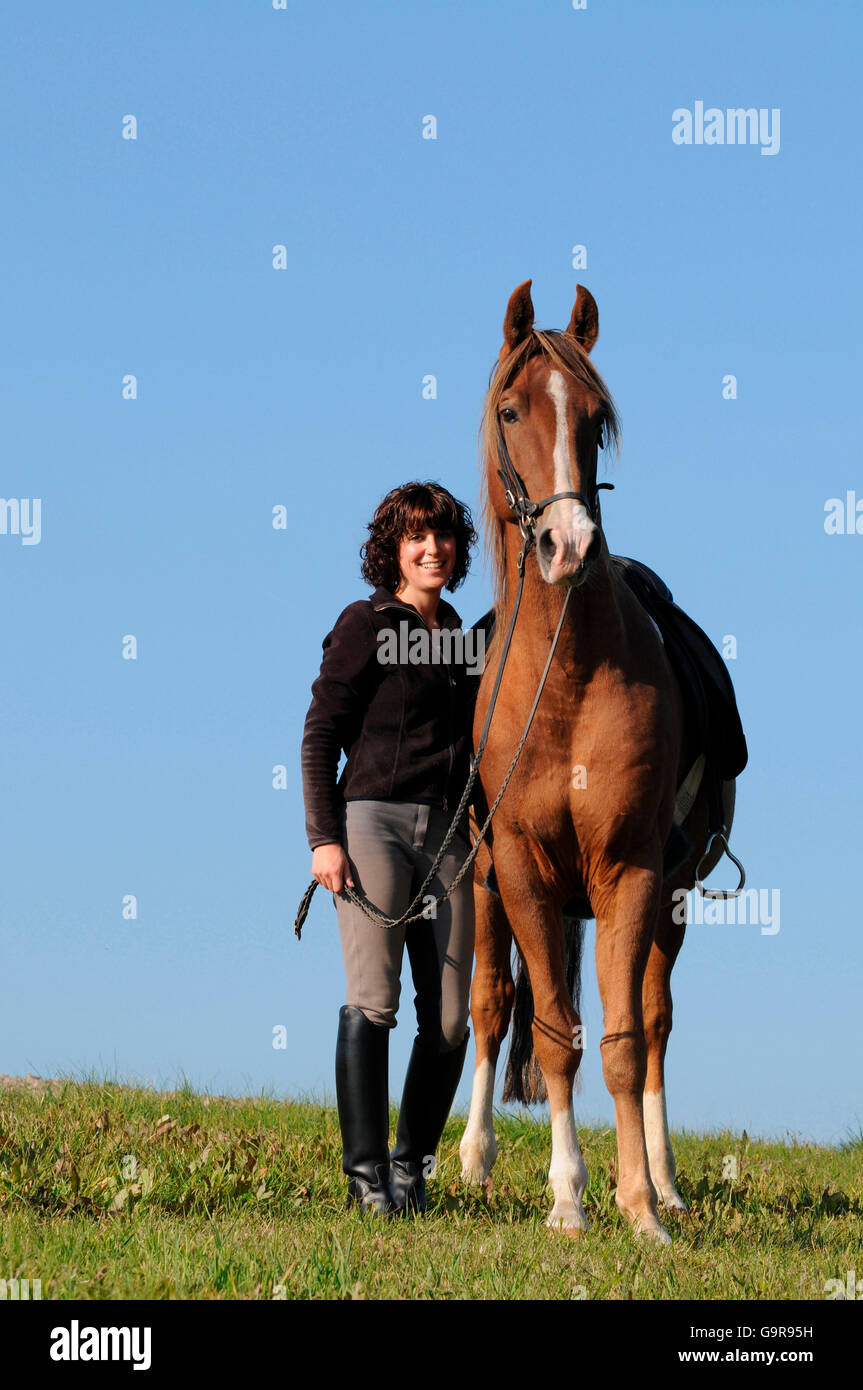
[{"x1": 500, "y1": 406, "x2": 518, "y2": 424}]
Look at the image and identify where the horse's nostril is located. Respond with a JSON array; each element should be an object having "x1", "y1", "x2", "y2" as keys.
[
  {"x1": 538, "y1": 528, "x2": 557, "y2": 561},
  {"x1": 583, "y1": 529, "x2": 600, "y2": 566}
]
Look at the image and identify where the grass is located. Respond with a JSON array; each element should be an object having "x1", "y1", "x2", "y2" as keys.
[{"x1": 0, "y1": 1078, "x2": 859, "y2": 1300}]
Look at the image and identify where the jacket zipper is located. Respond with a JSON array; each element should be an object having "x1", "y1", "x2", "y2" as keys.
[
  {"x1": 374, "y1": 600, "x2": 458, "y2": 813},
  {"x1": 444, "y1": 662, "x2": 456, "y2": 813},
  {"x1": 443, "y1": 742, "x2": 454, "y2": 813}
]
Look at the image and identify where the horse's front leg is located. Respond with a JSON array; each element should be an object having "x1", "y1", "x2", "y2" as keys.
[
  {"x1": 594, "y1": 856, "x2": 670, "y2": 1244},
  {"x1": 492, "y1": 852, "x2": 588, "y2": 1234},
  {"x1": 459, "y1": 879, "x2": 514, "y2": 1184}
]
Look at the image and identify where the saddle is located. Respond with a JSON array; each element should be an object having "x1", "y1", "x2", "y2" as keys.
[
  {"x1": 477, "y1": 554, "x2": 748, "y2": 915},
  {"x1": 610, "y1": 556, "x2": 747, "y2": 783}
]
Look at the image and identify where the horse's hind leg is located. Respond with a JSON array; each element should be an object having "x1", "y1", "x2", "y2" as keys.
[
  {"x1": 459, "y1": 882, "x2": 514, "y2": 1183},
  {"x1": 640, "y1": 776, "x2": 736, "y2": 1211},
  {"x1": 642, "y1": 901, "x2": 688, "y2": 1212}
]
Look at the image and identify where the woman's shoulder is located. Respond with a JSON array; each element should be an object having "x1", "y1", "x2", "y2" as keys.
[
  {"x1": 312, "y1": 597, "x2": 381, "y2": 684},
  {"x1": 330, "y1": 594, "x2": 375, "y2": 623},
  {"x1": 323, "y1": 594, "x2": 378, "y2": 643},
  {"x1": 328, "y1": 586, "x2": 414, "y2": 632}
]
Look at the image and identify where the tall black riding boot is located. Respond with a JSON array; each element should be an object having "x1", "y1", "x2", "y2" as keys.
[
  {"x1": 335, "y1": 1005, "x2": 395, "y2": 1216},
  {"x1": 390, "y1": 1031, "x2": 469, "y2": 1216}
]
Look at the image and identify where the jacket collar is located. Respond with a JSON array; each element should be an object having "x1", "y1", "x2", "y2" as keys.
[{"x1": 370, "y1": 585, "x2": 462, "y2": 629}]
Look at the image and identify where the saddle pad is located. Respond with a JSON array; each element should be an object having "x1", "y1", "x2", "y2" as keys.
[{"x1": 610, "y1": 555, "x2": 748, "y2": 781}]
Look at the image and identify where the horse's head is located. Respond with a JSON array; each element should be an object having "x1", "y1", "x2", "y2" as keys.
[{"x1": 481, "y1": 280, "x2": 619, "y2": 590}]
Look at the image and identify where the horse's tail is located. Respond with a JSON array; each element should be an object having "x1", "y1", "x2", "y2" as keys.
[{"x1": 501, "y1": 915, "x2": 586, "y2": 1105}]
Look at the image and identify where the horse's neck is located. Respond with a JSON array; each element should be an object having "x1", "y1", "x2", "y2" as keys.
[{"x1": 501, "y1": 542, "x2": 623, "y2": 679}]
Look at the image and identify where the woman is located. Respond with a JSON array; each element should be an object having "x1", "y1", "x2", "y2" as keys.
[{"x1": 301, "y1": 480, "x2": 481, "y2": 1216}]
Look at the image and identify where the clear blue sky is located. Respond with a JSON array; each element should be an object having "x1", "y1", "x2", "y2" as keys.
[{"x1": 2, "y1": 0, "x2": 860, "y2": 1145}]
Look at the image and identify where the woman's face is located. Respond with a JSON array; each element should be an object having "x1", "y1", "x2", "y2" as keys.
[{"x1": 396, "y1": 526, "x2": 457, "y2": 594}]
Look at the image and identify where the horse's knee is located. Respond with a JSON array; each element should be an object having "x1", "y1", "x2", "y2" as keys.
[
  {"x1": 643, "y1": 1002, "x2": 672, "y2": 1055},
  {"x1": 531, "y1": 1013, "x2": 580, "y2": 1082},
  {"x1": 472, "y1": 971, "x2": 514, "y2": 1031},
  {"x1": 600, "y1": 1031, "x2": 647, "y2": 1095}
]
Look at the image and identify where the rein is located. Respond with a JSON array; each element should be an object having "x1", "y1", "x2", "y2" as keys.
[{"x1": 293, "y1": 421, "x2": 591, "y2": 939}]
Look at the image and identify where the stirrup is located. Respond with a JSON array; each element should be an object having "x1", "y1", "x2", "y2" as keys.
[{"x1": 695, "y1": 826, "x2": 746, "y2": 899}]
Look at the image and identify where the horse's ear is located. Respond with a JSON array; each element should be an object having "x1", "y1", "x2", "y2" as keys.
[
  {"x1": 566, "y1": 284, "x2": 599, "y2": 354},
  {"x1": 499, "y1": 279, "x2": 535, "y2": 363}
]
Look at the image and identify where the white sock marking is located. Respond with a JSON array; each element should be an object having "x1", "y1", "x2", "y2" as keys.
[
  {"x1": 459, "y1": 1057, "x2": 497, "y2": 1182},
  {"x1": 644, "y1": 1086, "x2": 687, "y2": 1210},
  {"x1": 547, "y1": 1106, "x2": 589, "y2": 1231}
]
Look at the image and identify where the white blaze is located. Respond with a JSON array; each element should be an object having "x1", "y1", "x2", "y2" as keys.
[{"x1": 544, "y1": 370, "x2": 596, "y2": 564}]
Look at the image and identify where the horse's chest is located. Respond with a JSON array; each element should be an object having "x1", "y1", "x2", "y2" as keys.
[
  {"x1": 513, "y1": 695, "x2": 668, "y2": 824},
  {"x1": 480, "y1": 663, "x2": 672, "y2": 822}
]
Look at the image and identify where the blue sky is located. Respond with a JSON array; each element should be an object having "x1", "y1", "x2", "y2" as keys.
[{"x1": 1, "y1": 0, "x2": 860, "y2": 1145}]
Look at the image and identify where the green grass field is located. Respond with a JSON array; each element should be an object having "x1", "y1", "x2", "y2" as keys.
[{"x1": 1, "y1": 1078, "x2": 859, "y2": 1300}]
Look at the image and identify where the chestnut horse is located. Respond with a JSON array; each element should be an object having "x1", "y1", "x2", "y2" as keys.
[{"x1": 458, "y1": 280, "x2": 735, "y2": 1243}]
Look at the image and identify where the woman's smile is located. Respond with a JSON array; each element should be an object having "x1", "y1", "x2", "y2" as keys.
[{"x1": 397, "y1": 529, "x2": 456, "y2": 597}]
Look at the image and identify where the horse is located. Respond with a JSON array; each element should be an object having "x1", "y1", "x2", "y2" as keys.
[{"x1": 458, "y1": 280, "x2": 736, "y2": 1244}]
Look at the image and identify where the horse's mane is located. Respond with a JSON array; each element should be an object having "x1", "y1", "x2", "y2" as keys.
[{"x1": 477, "y1": 329, "x2": 621, "y2": 611}]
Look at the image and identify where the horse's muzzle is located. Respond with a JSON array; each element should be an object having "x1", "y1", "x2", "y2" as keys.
[{"x1": 537, "y1": 522, "x2": 600, "y2": 586}]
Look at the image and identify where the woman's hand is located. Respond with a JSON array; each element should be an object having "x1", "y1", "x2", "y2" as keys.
[{"x1": 312, "y1": 843, "x2": 355, "y2": 894}]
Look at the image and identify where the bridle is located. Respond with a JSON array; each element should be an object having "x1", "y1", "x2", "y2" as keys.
[{"x1": 494, "y1": 415, "x2": 615, "y2": 547}]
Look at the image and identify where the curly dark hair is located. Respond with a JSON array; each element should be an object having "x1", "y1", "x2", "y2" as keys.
[{"x1": 360, "y1": 481, "x2": 477, "y2": 593}]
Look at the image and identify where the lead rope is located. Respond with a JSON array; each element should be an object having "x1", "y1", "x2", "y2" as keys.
[{"x1": 294, "y1": 528, "x2": 570, "y2": 938}]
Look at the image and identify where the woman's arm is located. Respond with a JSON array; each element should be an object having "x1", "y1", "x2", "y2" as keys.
[{"x1": 300, "y1": 601, "x2": 378, "y2": 852}]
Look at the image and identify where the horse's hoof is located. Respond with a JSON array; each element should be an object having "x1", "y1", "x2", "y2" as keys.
[
  {"x1": 634, "y1": 1216, "x2": 672, "y2": 1245},
  {"x1": 549, "y1": 1223, "x2": 588, "y2": 1242},
  {"x1": 546, "y1": 1204, "x2": 589, "y2": 1236},
  {"x1": 459, "y1": 1139, "x2": 496, "y2": 1185},
  {"x1": 657, "y1": 1188, "x2": 688, "y2": 1214}
]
